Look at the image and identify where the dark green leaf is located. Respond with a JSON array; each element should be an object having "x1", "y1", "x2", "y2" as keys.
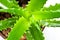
[{"x1": 29, "y1": 22, "x2": 44, "y2": 40}]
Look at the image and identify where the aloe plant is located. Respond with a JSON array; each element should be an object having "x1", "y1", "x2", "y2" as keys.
[{"x1": 0, "y1": 0, "x2": 60, "y2": 40}]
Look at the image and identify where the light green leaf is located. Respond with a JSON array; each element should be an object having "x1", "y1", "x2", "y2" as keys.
[
  {"x1": 7, "y1": 17, "x2": 30, "y2": 40},
  {"x1": 0, "y1": 9, "x2": 23, "y2": 16},
  {"x1": 0, "y1": 0, "x2": 19, "y2": 8},
  {"x1": 9, "y1": 0, "x2": 18, "y2": 5},
  {"x1": 47, "y1": 20, "x2": 60, "y2": 24},
  {"x1": 32, "y1": 11, "x2": 60, "y2": 20},
  {"x1": 26, "y1": 0, "x2": 47, "y2": 12}
]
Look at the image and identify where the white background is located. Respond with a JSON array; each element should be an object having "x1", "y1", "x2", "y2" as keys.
[
  {"x1": 43, "y1": 0, "x2": 60, "y2": 40},
  {"x1": 0, "y1": 0, "x2": 60, "y2": 40}
]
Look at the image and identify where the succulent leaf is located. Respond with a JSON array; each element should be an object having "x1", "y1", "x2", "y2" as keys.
[
  {"x1": 0, "y1": 17, "x2": 18, "y2": 31},
  {"x1": 7, "y1": 17, "x2": 30, "y2": 40},
  {"x1": 26, "y1": 0, "x2": 47, "y2": 12},
  {"x1": 32, "y1": 11, "x2": 60, "y2": 20}
]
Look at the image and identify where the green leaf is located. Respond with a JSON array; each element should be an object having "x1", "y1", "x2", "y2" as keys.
[
  {"x1": 7, "y1": 17, "x2": 30, "y2": 40},
  {"x1": 46, "y1": 20, "x2": 60, "y2": 27},
  {"x1": 9, "y1": 0, "x2": 18, "y2": 5},
  {"x1": 26, "y1": 0, "x2": 47, "y2": 12},
  {"x1": 0, "y1": 0, "x2": 19, "y2": 8},
  {"x1": 29, "y1": 22, "x2": 44, "y2": 40},
  {"x1": 26, "y1": 30, "x2": 34, "y2": 40},
  {"x1": 39, "y1": 20, "x2": 60, "y2": 27},
  {"x1": 0, "y1": 8, "x2": 23, "y2": 16},
  {"x1": 46, "y1": 20, "x2": 60, "y2": 24},
  {"x1": 0, "y1": 9, "x2": 31, "y2": 19},
  {"x1": 32, "y1": 11, "x2": 60, "y2": 20},
  {"x1": 47, "y1": 23, "x2": 60, "y2": 27},
  {"x1": 0, "y1": 17, "x2": 18, "y2": 31},
  {"x1": 42, "y1": 4, "x2": 60, "y2": 11}
]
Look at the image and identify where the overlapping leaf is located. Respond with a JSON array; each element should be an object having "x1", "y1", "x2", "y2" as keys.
[
  {"x1": 0, "y1": 0, "x2": 19, "y2": 8},
  {"x1": 0, "y1": 0, "x2": 60, "y2": 40},
  {"x1": 0, "y1": 17, "x2": 18, "y2": 31}
]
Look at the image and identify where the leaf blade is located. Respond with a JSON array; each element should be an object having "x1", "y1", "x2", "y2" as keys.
[
  {"x1": 26, "y1": 0, "x2": 47, "y2": 12},
  {"x1": 32, "y1": 11, "x2": 60, "y2": 20},
  {"x1": 29, "y1": 23, "x2": 44, "y2": 40},
  {"x1": 7, "y1": 17, "x2": 30, "y2": 40},
  {"x1": 43, "y1": 4, "x2": 60, "y2": 11},
  {"x1": 0, "y1": 0, "x2": 19, "y2": 8},
  {"x1": 0, "y1": 17, "x2": 18, "y2": 31}
]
